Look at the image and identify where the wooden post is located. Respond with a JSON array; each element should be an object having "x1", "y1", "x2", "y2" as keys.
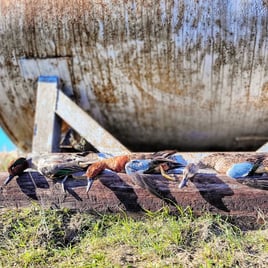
[{"x1": 32, "y1": 76, "x2": 61, "y2": 153}]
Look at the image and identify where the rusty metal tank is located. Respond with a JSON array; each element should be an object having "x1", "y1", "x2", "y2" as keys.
[{"x1": 1, "y1": 0, "x2": 268, "y2": 152}]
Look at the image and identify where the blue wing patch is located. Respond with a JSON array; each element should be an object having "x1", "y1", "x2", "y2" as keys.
[
  {"x1": 97, "y1": 152, "x2": 114, "y2": 159},
  {"x1": 125, "y1": 159, "x2": 151, "y2": 174},
  {"x1": 226, "y1": 162, "x2": 254, "y2": 179},
  {"x1": 168, "y1": 154, "x2": 187, "y2": 166}
]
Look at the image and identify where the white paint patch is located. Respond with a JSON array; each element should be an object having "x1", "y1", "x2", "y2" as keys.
[
  {"x1": 18, "y1": 58, "x2": 73, "y2": 96},
  {"x1": 124, "y1": 5, "x2": 130, "y2": 36},
  {"x1": 98, "y1": 20, "x2": 104, "y2": 40},
  {"x1": 172, "y1": 0, "x2": 179, "y2": 31},
  {"x1": 131, "y1": 1, "x2": 137, "y2": 11},
  {"x1": 160, "y1": 0, "x2": 167, "y2": 25}
]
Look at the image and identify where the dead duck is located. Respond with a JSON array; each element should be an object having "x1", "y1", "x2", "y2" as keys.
[
  {"x1": 85, "y1": 151, "x2": 187, "y2": 192},
  {"x1": 4, "y1": 152, "x2": 110, "y2": 192},
  {"x1": 179, "y1": 153, "x2": 268, "y2": 189}
]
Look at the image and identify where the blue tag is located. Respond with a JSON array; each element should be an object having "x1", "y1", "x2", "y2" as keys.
[{"x1": 38, "y1": 76, "x2": 59, "y2": 83}]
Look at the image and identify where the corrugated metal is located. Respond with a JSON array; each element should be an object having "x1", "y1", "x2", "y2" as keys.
[{"x1": 1, "y1": 0, "x2": 268, "y2": 152}]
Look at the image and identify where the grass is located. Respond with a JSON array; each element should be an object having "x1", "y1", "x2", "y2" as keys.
[
  {"x1": 0, "y1": 206, "x2": 267, "y2": 267},
  {"x1": 0, "y1": 153, "x2": 268, "y2": 267}
]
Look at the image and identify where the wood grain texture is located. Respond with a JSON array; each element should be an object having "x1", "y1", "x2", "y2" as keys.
[
  {"x1": 1, "y1": 171, "x2": 267, "y2": 218},
  {"x1": 56, "y1": 90, "x2": 130, "y2": 154},
  {"x1": 32, "y1": 76, "x2": 61, "y2": 153}
]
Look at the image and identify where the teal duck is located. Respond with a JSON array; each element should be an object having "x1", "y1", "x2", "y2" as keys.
[
  {"x1": 85, "y1": 151, "x2": 187, "y2": 192},
  {"x1": 179, "y1": 153, "x2": 268, "y2": 189},
  {"x1": 4, "y1": 152, "x2": 109, "y2": 192}
]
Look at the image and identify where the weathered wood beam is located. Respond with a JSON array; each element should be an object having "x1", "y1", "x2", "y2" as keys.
[
  {"x1": 32, "y1": 76, "x2": 61, "y2": 153},
  {"x1": 32, "y1": 75, "x2": 130, "y2": 155},
  {"x1": 1, "y1": 171, "x2": 267, "y2": 218},
  {"x1": 55, "y1": 90, "x2": 130, "y2": 155},
  {"x1": 257, "y1": 141, "x2": 268, "y2": 152}
]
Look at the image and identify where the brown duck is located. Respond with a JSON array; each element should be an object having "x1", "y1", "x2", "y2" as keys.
[{"x1": 179, "y1": 153, "x2": 268, "y2": 189}]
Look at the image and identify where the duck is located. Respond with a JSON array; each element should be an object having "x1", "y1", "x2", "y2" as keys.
[
  {"x1": 178, "y1": 162, "x2": 199, "y2": 189},
  {"x1": 238, "y1": 177, "x2": 268, "y2": 190},
  {"x1": 85, "y1": 151, "x2": 187, "y2": 192},
  {"x1": 4, "y1": 152, "x2": 111, "y2": 192},
  {"x1": 179, "y1": 153, "x2": 268, "y2": 189}
]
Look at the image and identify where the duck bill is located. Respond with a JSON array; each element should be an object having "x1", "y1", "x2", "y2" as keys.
[
  {"x1": 3, "y1": 174, "x2": 15, "y2": 186},
  {"x1": 178, "y1": 175, "x2": 188, "y2": 189},
  {"x1": 86, "y1": 178, "x2": 94, "y2": 193}
]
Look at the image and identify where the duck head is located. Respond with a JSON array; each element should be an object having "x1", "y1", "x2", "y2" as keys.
[
  {"x1": 4, "y1": 157, "x2": 29, "y2": 186},
  {"x1": 179, "y1": 163, "x2": 199, "y2": 189}
]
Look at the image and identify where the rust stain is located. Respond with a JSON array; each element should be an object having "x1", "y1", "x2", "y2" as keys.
[
  {"x1": 263, "y1": 0, "x2": 268, "y2": 7},
  {"x1": 254, "y1": 81, "x2": 268, "y2": 108},
  {"x1": 1, "y1": 0, "x2": 268, "y2": 151},
  {"x1": 260, "y1": 81, "x2": 268, "y2": 102},
  {"x1": 131, "y1": 78, "x2": 157, "y2": 112},
  {"x1": 250, "y1": 81, "x2": 268, "y2": 109},
  {"x1": 6, "y1": 90, "x2": 15, "y2": 104},
  {"x1": 92, "y1": 80, "x2": 117, "y2": 104}
]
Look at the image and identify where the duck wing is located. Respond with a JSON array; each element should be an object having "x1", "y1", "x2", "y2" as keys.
[
  {"x1": 143, "y1": 157, "x2": 185, "y2": 174},
  {"x1": 35, "y1": 152, "x2": 107, "y2": 178},
  {"x1": 237, "y1": 177, "x2": 268, "y2": 190}
]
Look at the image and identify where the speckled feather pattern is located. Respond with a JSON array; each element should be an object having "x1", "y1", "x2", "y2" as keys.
[
  {"x1": 199, "y1": 153, "x2": 267, "y2": 173},
  {"x1": 35, "y1": 152, "x2": 104, "y2": 178}
]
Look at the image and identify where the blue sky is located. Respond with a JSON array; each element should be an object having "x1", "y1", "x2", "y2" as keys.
[{"x1": 0, "y1": 128, "x2": 16, "y2": 151}]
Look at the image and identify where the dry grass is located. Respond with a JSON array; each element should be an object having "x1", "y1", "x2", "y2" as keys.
[{"x1": 0, "y1": 151, "x2": 21, "y2": 172}]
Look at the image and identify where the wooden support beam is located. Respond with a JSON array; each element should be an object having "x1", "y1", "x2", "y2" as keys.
[
  {"x1": 32, "y1": 75, "x2": 130, "y2": 155},
  {"x1": 257, "y1": 142, "x2": 268, "y2": 152},
  {"x1": 55, "y1": 90, "x2": 130, "y2": 155}
]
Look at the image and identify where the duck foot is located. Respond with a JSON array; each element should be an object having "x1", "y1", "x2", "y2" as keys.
[{"x1": 159, "y1": 165, "x2": 176, "y2": 181}]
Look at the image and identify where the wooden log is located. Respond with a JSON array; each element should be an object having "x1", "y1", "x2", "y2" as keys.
[{"x1": 0, "y1": 170, "x2": 267, "y2": 219}]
